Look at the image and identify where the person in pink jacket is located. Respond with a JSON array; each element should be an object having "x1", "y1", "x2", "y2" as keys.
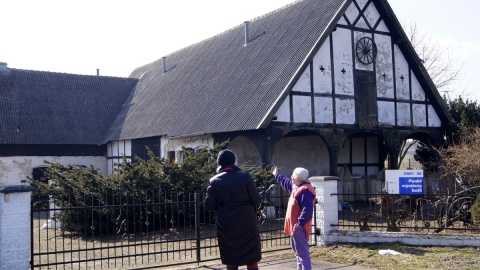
[{"x1": 271, "y1": 166, "x2": 316, "y2": 270}]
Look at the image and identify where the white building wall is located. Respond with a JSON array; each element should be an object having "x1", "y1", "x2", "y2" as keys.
[
  {"x1": 313, "y1": 36, "x2": 332, "y2": 94},
  {"x1": 227, "y1": 136, "x2": 262, "y2": 167},
  {"x1": 374, "y1": 33, "x2": 394, "y2": 96},
  {"x1": 161, "y1": 135, "x2": 214, "y2": 162},
  {"x1": 0, "y1": 156, "x2": 107, "y2": 186},
  {"x1": 292, "y1": 67, "x2": 311, "y2": 93},
  {"x1": 411, "y1": 72, "x2": 426, "y2": 101},
  {"x1": 333, "y1": 28, "x2": 354, "y2": 96},
  {"x1": 273, "y1": 0, "x2": 442, "y2": 130},
  {"x1": 107, "y1": 140, "x2": 132, "y2": 174},
  {"x1": 292, "y1": 95, "x2": 312, "y2": 123},
  {"x1": 274, "y1": 96, "x2": 290, "y2": 122},
  {"x1": 428, "y1": 105, "x2": 442, "y2": 127},
  {"x1": 397, "y1": 102, "x2": 411, "y2": 126},
  {"x1": 272, "y1": 135, "x2": 329, "y2": 177},
  {"x1": 314, "y1": 96, "x2": 334, "y2": 124},
  {"x1": 377, "y1": 100, "x2": 395, "y2": 125},
  {"x1": 335, "y1": 98, "x2": 355, "y2": 124},
  {"x1": 413, "y1": 103, "x2": 427, "y2": 127}
]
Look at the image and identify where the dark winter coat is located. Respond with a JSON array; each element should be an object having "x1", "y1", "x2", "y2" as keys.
[{"x1": 204, "y1": 165, "x2": 262, "y2": 265}]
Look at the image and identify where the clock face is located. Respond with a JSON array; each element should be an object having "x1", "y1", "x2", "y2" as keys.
[{"x1": 356, "y1": 37, "x2": 377, "y2": 65}]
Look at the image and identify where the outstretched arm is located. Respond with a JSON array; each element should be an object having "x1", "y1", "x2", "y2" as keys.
[{"x1": 271, "y1": 166, "x2": 293, "y2": 193}]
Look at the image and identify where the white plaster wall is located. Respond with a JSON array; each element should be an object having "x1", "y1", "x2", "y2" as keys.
[
  {"x1": 428, "y1": 105, "x2": 442, "y2": 127},
  {"x1": 411, "y1": 72, "x2": 426, "y2": 101},
  {"x1": 344, "y1": 2, "x2": 360, "y2": 24},
  {"x1": 292, "y1": 66, "x2": 311, "y2": 92},
  {"x1": 161, "y1": 135, "x2": 214, "y2": 161},
  {"x1": 0, "y1": 156, "x2": 107, "y2": 186},
  {"x1": 375, "y1": 33, "x2": 394, "y2": 96},
  {"x1": 227, "y1": 136, "x2": 262, "y2": 167},
  {"x1": 397, "y1": 102, "x2": 411, "y2": 126},
  {"x1": 354, "y1": 13, "x2": 369, "y2": 29},
  {"x1": 413, "y1": 104, "x2": 427, "y2": 127},
  {"x1": 313, "y1": 36, "x2": 332, "y2": 94},
  {"x1": 377, "y1": 101, "x2": 395, "y2": 125},
  {"x1": 292, "y1": 95, "x2": 312, "y2": 123},
  {"x1": 271, "y1": 135, "x2": 329, "y2": 177},
  {"x1": 333, "y1": 28, "x2": 354, "y2": 96},
  {"x1": 337, "y1": 16, "x2": 348, "y2": 26},
  {"x1": 314, "y1": 96, "x2": 333, "y2": 124},
  {"x1": 274, "y1": 0, "x2": 441, "y2": 131},
  {"x1": 376, "y1": 19, "x2": 389, "y2": 32},
  {"x1": 335, "y1": 98, "x2": 355, "y2": 124},
  {"x1": 363, "y1": 0, "x2": 380, "y2": 27},
  {"x1": 394, "y1": 44, "x2": 409, "y2": 100},
  {"x1": 273, "y1": 96, "x2": 290, "y2": 122}
]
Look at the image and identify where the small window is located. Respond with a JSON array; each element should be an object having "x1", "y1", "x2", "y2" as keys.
[
  {"x1": 32, "y1": 167, "x2": 49, "y2": 184},
  {"x1": 167, "y1": 151, "x2": 175, "y2": 163}
]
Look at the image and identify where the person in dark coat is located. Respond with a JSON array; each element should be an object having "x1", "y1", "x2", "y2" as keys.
[{"x1": 204, "y1": 149, "x2": 263, "y2": 270}]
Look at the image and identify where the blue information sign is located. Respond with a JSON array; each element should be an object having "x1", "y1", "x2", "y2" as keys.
[
  {"x1": 399, "y1": 177, "x2": 423, "y2": 194},
  {"x1": 385, "y1": 170, "x2": 424, "y2": 195}
]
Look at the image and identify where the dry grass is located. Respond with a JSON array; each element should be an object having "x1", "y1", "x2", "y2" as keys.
[{"x1": 310, "y1": 243, "x2": 480, "y2": 270}]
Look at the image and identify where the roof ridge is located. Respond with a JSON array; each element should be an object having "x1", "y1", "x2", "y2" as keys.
[{"x1": 9, "y1": 68, "x2": 134, "y2": 79}]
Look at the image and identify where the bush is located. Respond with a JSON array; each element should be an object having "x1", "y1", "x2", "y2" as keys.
[
  {"x1": 24, "y1": 142, "x2": 273, "y2": 235},
  {"x1": 471, "y1": 196, "x2": 480, "y2": 225}
]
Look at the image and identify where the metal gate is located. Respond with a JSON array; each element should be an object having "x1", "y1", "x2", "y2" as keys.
[{"x1": 31, "y1": 191, "x2": 316, "y2": 269}]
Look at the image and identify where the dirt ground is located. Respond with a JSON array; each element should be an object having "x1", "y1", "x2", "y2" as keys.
[{"x1": 32, "y1": 213, "x2": 290, "y2": 269}]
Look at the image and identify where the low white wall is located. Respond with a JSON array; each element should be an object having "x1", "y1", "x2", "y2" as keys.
[
  {"x1": 328, "y1": 230, "x2": 480, "y2": 247},
  {"x1": 310, "y1": 176, "x2": 339, "y2": 245},
  {"x1": 0, "y1": 185, "x2": 35, "y2": 270},
  {"x1": 311, "y1": 176, "x2": 480, "y2": 247}
]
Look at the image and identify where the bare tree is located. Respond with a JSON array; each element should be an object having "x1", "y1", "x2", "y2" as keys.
[
  {"x1": 437, "y1": 126, "x2": 480, "y2": 188},
  {"x1": 406, "y1": 23, "x2": 462, "y2": 92}
]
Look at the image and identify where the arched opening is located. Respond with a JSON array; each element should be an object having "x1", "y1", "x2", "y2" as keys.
[
  {"x1": 271, "y1": 130, "x2": 329, "y2": 177},
  {"x1": 227, "y1": 135, "x2": 262, "y2": 168},
  {"x1": 397, "y1": 132, "x2": 442, "y2": 194},
  {"x1": 338, "y1": 132, "x2": 385, "y2": 177}
]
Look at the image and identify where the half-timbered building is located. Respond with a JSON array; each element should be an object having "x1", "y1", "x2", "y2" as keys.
[{"x1": 0, "y1": 0, "x2": 452, "y2": 186}]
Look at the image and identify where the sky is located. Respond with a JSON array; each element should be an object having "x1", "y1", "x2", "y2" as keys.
[{"x1": 1, "y1": 0, "x2": 479, "y2": 101}]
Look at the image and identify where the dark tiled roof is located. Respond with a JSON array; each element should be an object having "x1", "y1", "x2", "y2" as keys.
[
  {"x1": 0, "y1": 69, "x2": 137, "y2": 144},
  {"x1": 105, "y1": 0, "x2": 347, "y2": 141}
]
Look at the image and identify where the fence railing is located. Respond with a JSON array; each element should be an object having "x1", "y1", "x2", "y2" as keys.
[
  {"x1": 31, "y1": 190, "x2": 306, "y2": 269},
  {"x1": 335, "y1": 192, "x2": 480, "y2": 234}
]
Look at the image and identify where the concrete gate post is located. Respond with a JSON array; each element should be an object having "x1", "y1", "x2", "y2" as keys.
[
  {"x1": 309, "y1": 176, "x2": 339, "y2": 246},
  {"x1": 0, "y1": 185, "x2": 36, "y2": 270}
]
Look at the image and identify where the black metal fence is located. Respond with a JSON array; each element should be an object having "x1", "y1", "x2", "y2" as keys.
[
  {"x1": 31, "y1": 189, "x2": 312, "y2": 269},
  {"x1": 336, "y1": 191, "x2": 480, "y2": 234}
]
